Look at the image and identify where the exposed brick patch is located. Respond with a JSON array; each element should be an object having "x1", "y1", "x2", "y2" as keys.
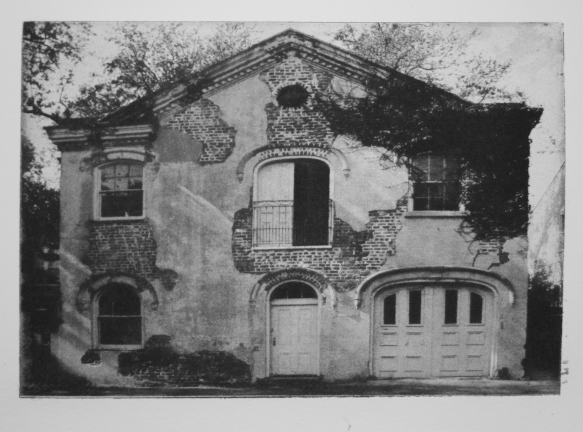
[
  {"x1": 260, "y1": 58, "x2": 335, "y2": 149},
  {"x1": 87, "y1": 220, "x2": 178, "y2": 290},
  {"x1": 257, "y1": 146, "x2": 331, "y2": 161},
  {"x1": 258, "y1": 268, "x2": 329, "y2": 294},
  {"x1": 165, "y1": 98, "x2": 237, "y2": 164},
  {"x1": 264, "y1": 103, "x2": 335, "y2": 148},
  {"x1": 118, "y1": 336, "x2": 251, "y2": 387},
  {"x1": 231, "y1": 205, "x2": 407, "y2": 292},
  {"x1": 478, "y1": 239, "x2": 503, "y2": 254},
  {"x1": 362, "y1": 207, "x2": 408, "y2": 269},
  {"x1": 260, "y1": 56, "x2": 333, "y2": 95}
]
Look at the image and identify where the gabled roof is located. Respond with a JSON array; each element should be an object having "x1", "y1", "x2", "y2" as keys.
[{"x1": 99, "y1": 28, "x2": 469, "y2": 126}]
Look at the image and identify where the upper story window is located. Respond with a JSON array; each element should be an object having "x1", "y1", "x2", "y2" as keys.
[
  {"x1": 253, "y1": 158, "x2": 332, "y2": 248},
  {"x1": 97, "y1": 162, "x2": 144, "y2": 219},
  {"x1": 411, "y1": 154, "x2": 459, "y2": 211}
]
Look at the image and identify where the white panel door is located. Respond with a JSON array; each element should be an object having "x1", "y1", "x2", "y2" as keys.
[
  {"x1": 432, "y1": 287, "x2": 494, "y2": 377},
  {"x1": 374, "y1": 286, "x2": 494, "y2": 378},
  {"x1": 374, "y1": 288, "x2": 434, "y2": 378},
  {"x1": 271, "y1": 299, "x2": 319, "y2": 375}
]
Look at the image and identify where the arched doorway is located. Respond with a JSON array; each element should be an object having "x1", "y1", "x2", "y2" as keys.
[
  {"x1": 269, "y1": 281, "x2": 320, "y2": 376},
  {"x1": 373, "y1": 285, "x2": 495, "y2": 378}
]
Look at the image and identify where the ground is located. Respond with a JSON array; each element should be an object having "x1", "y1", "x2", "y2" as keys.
[{"x1": 24, "y1": 378, "x2": 560, "y2": 397}]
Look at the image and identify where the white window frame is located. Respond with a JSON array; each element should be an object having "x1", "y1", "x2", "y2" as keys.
[
  {"x1": 252, "y1": 156, "x2": 335, "y2": 250},
  {"x1": 407, "y1": 153, "x2": 465, "y2": 216},
  {"x1": 92, "y1": 284, "x2": 144, "y2": 351},
  {"x1": 93, "y1": 160, "x2": 146, "y2": 221}
]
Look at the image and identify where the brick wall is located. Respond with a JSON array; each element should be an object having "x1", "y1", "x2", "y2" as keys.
[
  {"x1": 232, "y1": 205, "x2": 407, "y2": 292},
  {"x1": 117, "y1": 336, "x2": 251, "y2": 387},
  {"x1": 87, "y1": 220, "x2": 178, "y2": 290},
  {"x1": 165, "y1": 98, "x2": 237, "y2": 164},
  {"x1": 260, "y1": 57, "x2": 335, "y2": 149}
]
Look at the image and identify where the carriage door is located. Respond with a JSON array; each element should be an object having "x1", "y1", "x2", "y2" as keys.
[
  {"x1": 270, "y1": 282, "x2": 319, "y2": 376},
  {"x1": 374, "y1": 286, "x2": 494, "y2": 378},
  {"x1": 432, "y1": 287, "x2": 494, "y2": 377},
  {"x1": 374, "y1": 288, "x2": 435, "y2": 378}
]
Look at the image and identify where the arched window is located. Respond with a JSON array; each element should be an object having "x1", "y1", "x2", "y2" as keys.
[
  {"x1": 254, "y1": 159, "x2": 332, "y2": 247},
  {"x1": 270, "y1": 282, "x2": 318, "y2": 300},
  {"x1": 411, "y1": 154, "x2": 459, "y2": 211},
  {"x1": 97, "y1": 162, "x2": 144, "y2": 219},
  {"x1": 97, "y1": 283, "x2": 142, "y2": 347}
]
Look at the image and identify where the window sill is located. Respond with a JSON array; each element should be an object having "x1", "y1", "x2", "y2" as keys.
[
  {"x1": 405, "y1": 211, "x2": 466, "y2": 218},
  {"x1": 91, "y1": 216, "x2": 146, "y2": 223},
  {"x1": 95, "y1": 345, "x2": 143, "y2": 351},
  {"x1": 252, "y1": 245, "x2": 333, "y2": 251}
]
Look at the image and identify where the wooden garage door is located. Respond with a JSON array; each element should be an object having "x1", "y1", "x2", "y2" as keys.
[{"x1": 373, "y1": 286, "x2": 494, "y2": 378}]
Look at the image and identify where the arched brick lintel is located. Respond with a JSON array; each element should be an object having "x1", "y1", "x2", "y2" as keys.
[
  {"x1": 354, "y1": 266, "x2": 516, "y2": 309},
  {"x1": 249, "y1": 268, "x2": 331, "y2": 303},
  {"x1": 236, "y1": 145, "x2": 350, "y2": 182},
  {"x1": 76, "y1": 272, "x2": 159, "y2": 313}
]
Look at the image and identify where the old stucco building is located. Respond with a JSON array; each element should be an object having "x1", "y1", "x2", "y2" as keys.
[{"x1": 46, "y1": 29, "x2": 541, "y2": 386}]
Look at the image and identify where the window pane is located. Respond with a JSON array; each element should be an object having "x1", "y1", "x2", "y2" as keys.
[
  {"x1": 412, "y1": 155, "x2": 429, "y2": 181},
  {"x1": 409, "y1": 290, "x2": 422, "y2": 324},
  {"x1": 102, "y1": 165, "x2": 115, "y2": 178},
  {"x1": 99, "y1": 284, "x2": 141, "y2": 316},
  {"x1": 470, "y1": 293, "x2": 483, "y2": 324},
  {"x1": 114, "y1": 177, "x2": 129, "y2": 190},
  {"x1": 115, "y1": 164, "x2": 129, "y2": 177},
  {"x1": 129, "y1": 165, "x2": 143, "y2": 177},
  {"x1": 101, "y1": 178, "x2": 115, "y2": 191},
  {"x1": 128, "y1": 178, "x2": 143, "y2": 190},
  {"x1": 383, "y1": 294, "x2": 396, "y2": 325},
  {"x1": 101, "y1": 190, "x2": 143, "y2": 217},
  {"x1": 270, "y1": 282, "x2": 317, "y2": 300},
  {"x1": 444, "y1": 290, "x2": 458, "y2": 324},
  {"x1": 99, "y1": 317, "x2": 142, "y2": 345},
  {"x1": 428, "y1": 156, "x2": 444, "y2": 181}
]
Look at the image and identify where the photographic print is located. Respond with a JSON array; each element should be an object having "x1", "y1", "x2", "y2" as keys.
[{"x1": 20, "y1": 21, "x2": 564, "y2": 397}]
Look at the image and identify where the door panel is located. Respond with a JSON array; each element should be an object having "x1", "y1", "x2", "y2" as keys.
[
  {"x1": 374, "y1": 286, "x2": 494, "y2": 378},
  {"x1": 271, "y1": 301, "x2": 318, "y2": 375}
]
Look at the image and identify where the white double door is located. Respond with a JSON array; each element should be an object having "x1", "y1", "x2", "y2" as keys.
[
  {"x1": 270, "y1": 299, "x2": 319, "y2": 376},
  {"x1": 374, "y1": 286, "x2": 495, "y2": 378}
]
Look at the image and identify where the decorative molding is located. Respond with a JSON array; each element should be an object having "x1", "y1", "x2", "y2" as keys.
[
  {"x1": 76, "y1": 272, "x2": 159, "y2": 313},
  {"x1": 236, "y1": 145, "x2": 336, "y2": 182},
  {"x1": 80, "y1": 146, "x2": 156, "y2": 171},
  {"x1": 353, "y1": 266, "x2": 516, "y2": 309},
  {"x1": 249, "y1": 268, "x2": 332, "y2": 304}
]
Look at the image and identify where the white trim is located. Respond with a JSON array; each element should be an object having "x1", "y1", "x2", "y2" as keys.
[
  {"x1": 93, "y1": 160, "x2": 146, "y2": 221},
  {"x1": 405, "y1": 211, "x2": 466, "y2": 218},
  {"x1": 91, "y1": 283, "x2": 144, "y2": 350},
  {"x1": 252, "y1": 245, "x2": 332, "y2": 251},
  {"x1": 252, "y1": 156, "x2": 334, "y2": 248},
  {"x1": 370, "y1": 283, "x2": 500, "y2": 379},
  {"x1": 252, "y1": 155, "x2": 334, "y2": 202},
  {"x1": 265, "y1": 280, "x2": 321, "y2": 377}
]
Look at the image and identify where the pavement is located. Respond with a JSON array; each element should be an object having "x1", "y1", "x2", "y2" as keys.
[{"x1": 28, "y1": 378, "x2": 560, "y2": 397}]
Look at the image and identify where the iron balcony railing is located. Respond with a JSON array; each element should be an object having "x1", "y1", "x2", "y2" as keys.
[{"x1": 252, "y1": 200, "x2": 334, "y2": 247}]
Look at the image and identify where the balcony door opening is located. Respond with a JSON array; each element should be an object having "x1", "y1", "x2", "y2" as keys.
[{"x1": 254, "y1": 158, "x2": 331, "y2": 247}]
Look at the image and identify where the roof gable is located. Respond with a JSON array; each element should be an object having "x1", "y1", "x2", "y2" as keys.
[{"x1": 100, "y1": 28, "x2": 467, "y2": 126}]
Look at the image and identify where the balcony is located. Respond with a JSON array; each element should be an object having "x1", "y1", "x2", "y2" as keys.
[{"x1": 252, "y1": 200, "x2": 334, "y2": 248}]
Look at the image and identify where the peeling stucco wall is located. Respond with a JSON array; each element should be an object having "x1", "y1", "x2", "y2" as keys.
[{"x1": 54, "y1": 56, "x2": 529, "y2": 385}]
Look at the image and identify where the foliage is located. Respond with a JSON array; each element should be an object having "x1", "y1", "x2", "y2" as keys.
[
  {"x1": 334, "y1": 23, "x2": 517, "y2": 102},
  {"x1": 315, "y1": 23, "x2": 541, "y2": 241},
  {"x1": 21, "y1": 136, "x2": 60, "y2": 275},
  {"x1": 524, "y1": 262, "x2": 562, "y2": 377},
  {"x1": 22, "y1": 22, "x2": 91, "y2": 123},
  {"x1": 70, "y1": 22, "x2": 255, "y2": 118}
]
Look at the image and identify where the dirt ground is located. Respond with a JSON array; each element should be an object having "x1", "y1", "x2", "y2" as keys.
[{"x1": 29, "y1": 378, "x2": 560, "y2": 397}]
